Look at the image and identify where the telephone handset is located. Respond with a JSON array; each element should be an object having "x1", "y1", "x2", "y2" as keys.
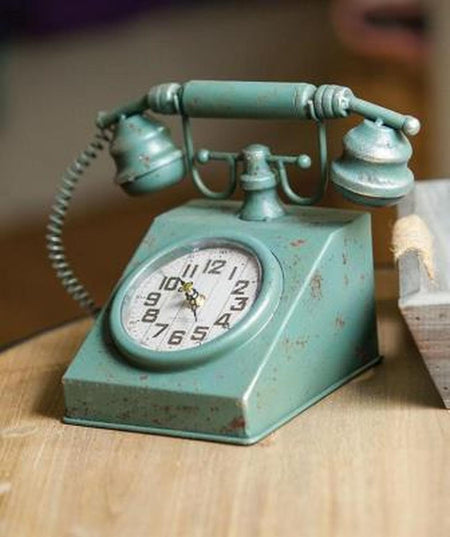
[{"x1": 49, "y1": 81, "x2": 420, "y2": 444}]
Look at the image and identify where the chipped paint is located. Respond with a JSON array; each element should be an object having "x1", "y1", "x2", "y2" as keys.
[
  {"x1": 139, "y1": 154, "x2": 151, "y2": 168},
  {"x1": 310, "y1": 271, "x2": 323, "y2": 299},
  {"x1": 296, "y1": 337, "x2": 309, "y2": 348},
  {"x1": 225, "y1": 416, "x2": 246, "y2": 431}
]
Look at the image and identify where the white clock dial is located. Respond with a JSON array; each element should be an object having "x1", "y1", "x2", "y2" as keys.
[{"x1": 121, "y1": 242, "x2": 261, "y2": 351}]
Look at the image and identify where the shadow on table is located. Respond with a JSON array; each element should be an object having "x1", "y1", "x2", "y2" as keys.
[{"x1": 349, "y1": 298, "x2": 444, "y2": 409}]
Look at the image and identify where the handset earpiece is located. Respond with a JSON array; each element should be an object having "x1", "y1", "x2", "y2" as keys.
[
  {"x1": 110, "y1": 114, "x2": 185, "y2": 196},
  {"x1": 330, "y1": 119, "x2": 414, "y2": 206}
]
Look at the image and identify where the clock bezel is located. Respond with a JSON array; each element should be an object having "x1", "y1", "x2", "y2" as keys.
[{"x1": 109, "y1": 233, "x2": 283, "y2": 370}]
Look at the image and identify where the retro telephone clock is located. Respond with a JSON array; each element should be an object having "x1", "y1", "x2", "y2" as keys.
[{"x1": 48, "y1": 81, "x2": 420, "y2": 444}]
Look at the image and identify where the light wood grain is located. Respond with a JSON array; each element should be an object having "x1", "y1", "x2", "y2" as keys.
[
  {"x1": 397, "y1": 179, "x2": 450, "y2": 407},
  {"x1": 0, "y1": 271, "x2": 449, "y2": 537}
]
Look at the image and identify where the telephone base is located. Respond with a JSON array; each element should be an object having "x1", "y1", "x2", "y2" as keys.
[
  {"x1": 63, "y1": 200, "x2": 380, "y2": 445},
  {"x1": 63, "y1": 355, "x2": 381, "y2": 445}
]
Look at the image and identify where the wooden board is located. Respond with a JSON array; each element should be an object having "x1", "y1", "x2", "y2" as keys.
[
  {"x1": 397, "y1": 179, "x2": 450, "y2": 407},
  {"x1": 0, "y1": 270, "x2": 449, "y2": 537}
]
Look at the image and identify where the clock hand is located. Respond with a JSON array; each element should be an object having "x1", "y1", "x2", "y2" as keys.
[{"x1": 178, "y1": 279, "x2": 206, "y2": 321}]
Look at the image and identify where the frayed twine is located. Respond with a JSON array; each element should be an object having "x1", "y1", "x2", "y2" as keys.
[{"x1": 392, "y1": 214, "x2": 435, "y2": 281}]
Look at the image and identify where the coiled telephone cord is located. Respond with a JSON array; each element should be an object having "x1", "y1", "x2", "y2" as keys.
[{"x1": 46, "y1": 129, "x2": 112, "y2": 315}]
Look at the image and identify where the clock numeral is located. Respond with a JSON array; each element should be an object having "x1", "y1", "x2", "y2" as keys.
[
  {"x1": 230, "y1": 296, "x2": 249, "y2": 311},
  {"x1": 182, "y1": 263, "x2": 199, "y2": 279},
  {"x1": 203, "y1": 259, "x2": 212, "y2": 273},
  {"x1": 214, "y1": 313, "x2": 231, "y2": 329},
  {"x1": 159, "y1": 276, "x2": 179, "y2": 291},
  {"x1": 152, "y1": 322, "x2": 168, "y2": 338},
  {"x1": 144, "y1": 291, "x2": 161, "y2": 306},
  {"x1": 203, "y1": 259, "x2": 227, "y2": 275},
  {"x1": 228, "y1": 266, "x2": 238, "y2": 280},
  {"x1": 209, "y1": 259, "x2": 227, "y2": 274},
  {"x1": 191, "y1": 325, "x2": 209, "y2": 342},
  {"x1": 231, "y1": 280, "x2": 249, "y2": 295},
  {"x1": 141, "y1": 308, "x2": 159, "y2": 323},
  {"x1": 168, "y1": 330, "x2": 186, "y2": 346}
]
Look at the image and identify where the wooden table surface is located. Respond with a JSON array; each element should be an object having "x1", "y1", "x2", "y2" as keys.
[{"x1": 1, "y1": 271, "x2": 449, "y2": 537}]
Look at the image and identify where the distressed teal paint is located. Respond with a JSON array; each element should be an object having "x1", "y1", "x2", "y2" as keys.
[
  {"x1": 96, "y1": 81, "x2": 420, "y2": 134},
  {"x1": 98, "y1": 81, "x2": 420, "y2": 208},
  {"x1": 110, "y1": 114, "x2": 185, "y2": 195},
  {"x1": 180, "y1": 81, "x2": 317, "y2": 119},
  {"x1": 55, "y1": 80, "x2": 422, "y2": 444},
  {"x1": 330, "y1": 119, "x2": 414, "y2": 206},
  {"x1": 63, "y1": 200, "x2": 380, "y2": 444}
]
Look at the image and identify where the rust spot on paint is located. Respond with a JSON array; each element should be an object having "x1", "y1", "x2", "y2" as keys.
[
  {"x1": 342, "y1": 252, "x2": 348, "y2": 265},
  {"x1": 139, "y1": 154, "x2": 151, "y2": 167},
  {"x1": 296, "y1": 337, "x2": 309, "y2": 348},
  {"x1": 335, "y1": 316, "x2": 345, "y2": 330},
  {"x1": 127, "y1": 122, "x2": 143, "y2": 134},
  {"x1": 310, "y1": 272, "x2": 323, "y2": 299},
  {"x1": 290, "y1": 239, "x2": 306, "y2": 248},
  {"x1": 227, "y1": 416, "x2": 246, "y2": 431}
]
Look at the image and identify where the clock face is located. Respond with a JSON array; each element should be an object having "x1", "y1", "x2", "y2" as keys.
[{"x1": 120, "y1": 241, "x2": 261, "y2": 352}]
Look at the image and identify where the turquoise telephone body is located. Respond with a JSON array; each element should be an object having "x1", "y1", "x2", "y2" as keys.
[{"x1": 47, "y1": 81, "x2": 420, "y2": 444}]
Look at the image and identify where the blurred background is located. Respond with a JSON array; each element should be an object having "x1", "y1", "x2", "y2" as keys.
[{"x1": 0, "y1": 0, "x2": 444, "y2": 346}]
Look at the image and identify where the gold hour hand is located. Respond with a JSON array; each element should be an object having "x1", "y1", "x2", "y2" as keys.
[{"x1": 178, "y1": 279, "x2": 206, "y2": 321}]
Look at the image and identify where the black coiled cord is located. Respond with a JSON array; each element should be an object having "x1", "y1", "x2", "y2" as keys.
[{"x1": 46, "y1": 129, "x2": 112, "y2": 315}]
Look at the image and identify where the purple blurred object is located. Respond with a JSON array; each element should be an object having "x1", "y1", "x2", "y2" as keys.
[{"x1": 2, "y1": 0, "x2": 185, "y2": 37}]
